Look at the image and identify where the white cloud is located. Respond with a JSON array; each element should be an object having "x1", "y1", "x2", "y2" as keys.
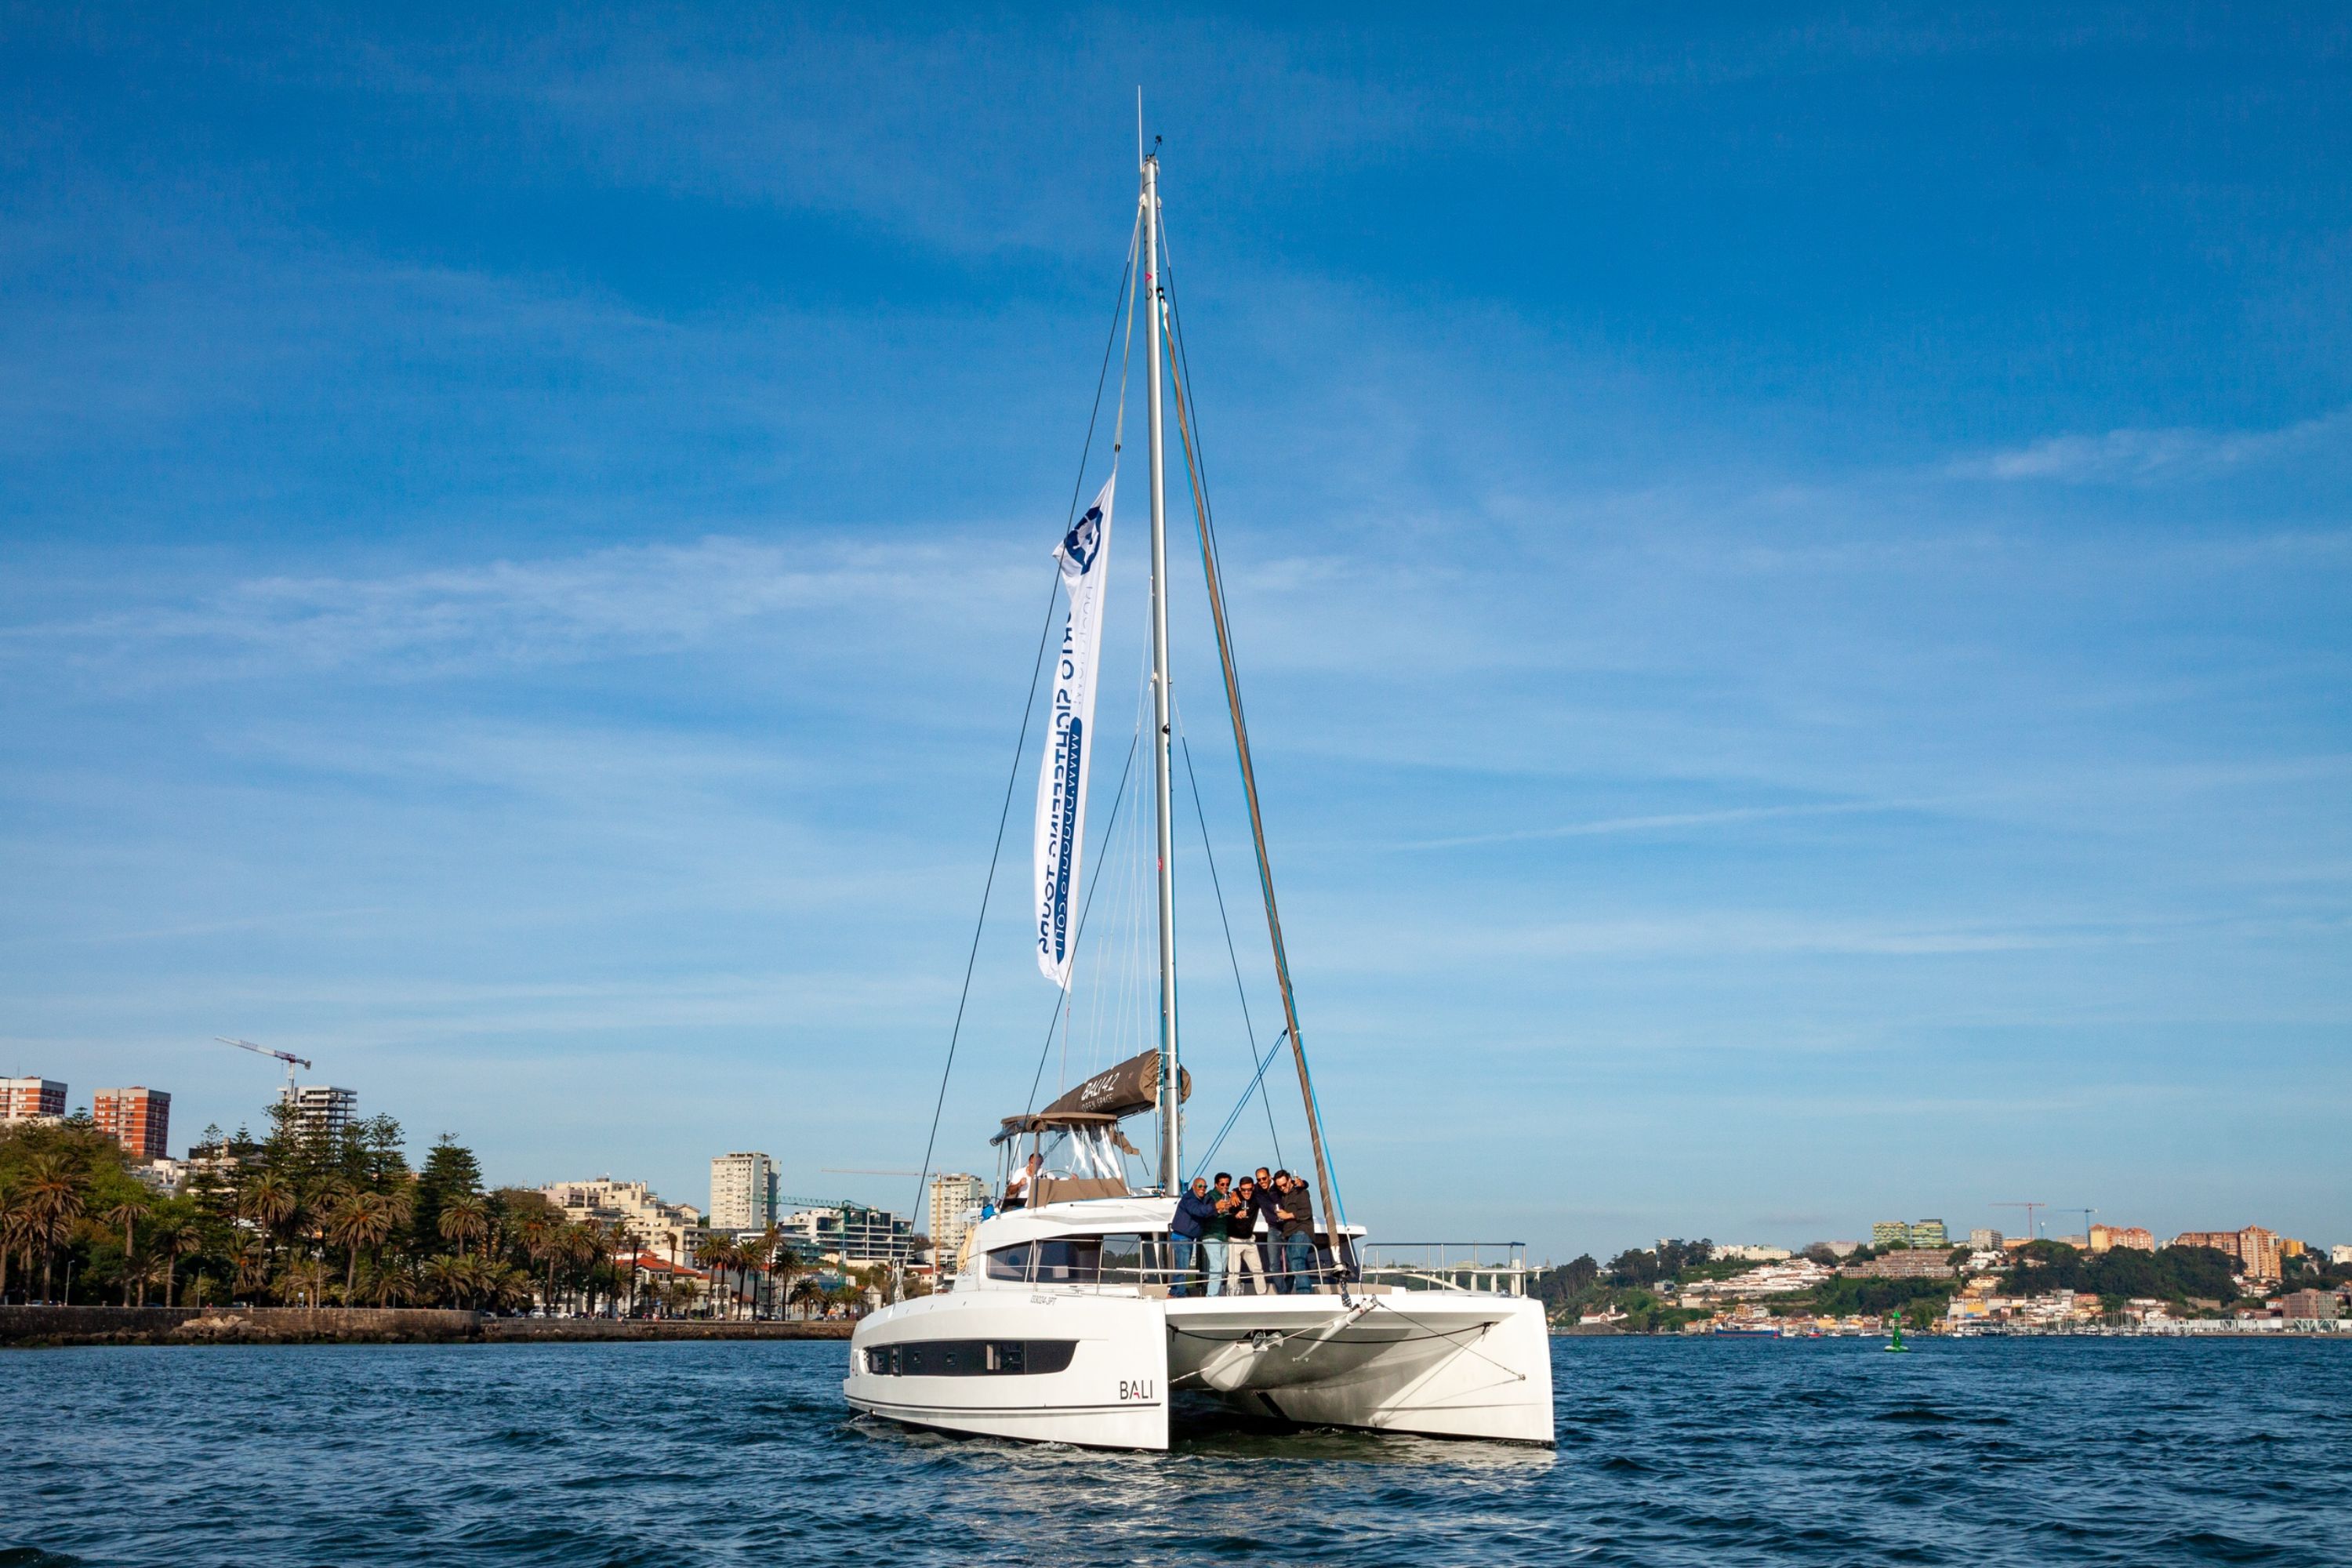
[{"x1": 1955, "y1": 406, "x2": 2350, "y2": 484}]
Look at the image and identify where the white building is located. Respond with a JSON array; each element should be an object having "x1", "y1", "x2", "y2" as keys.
[
  {"x1": 928, "y1": 1173, "x2": 986, "y2": 1264},
  {"x1": 543, "y1": 1178, "x2": 703, "y2": 1263},
  {"x1": 710, "y1": 1152, "x2": 781, "y2": 1232},
  {"x1": 2332, "y1": 1245, "x2": 2352, "y2": 1266},
  {"x1": 781, "y1": 1205, "x2": 913, "y2": 1265},
  {"x1": 1715, "y1": 1244, "x2": 1792, "y2": 1262},
  {"x1": 281, "y1": 1083, "x2": 358, "y2": 1142}
]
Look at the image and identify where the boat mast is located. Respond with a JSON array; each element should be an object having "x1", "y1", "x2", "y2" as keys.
[{"x1": 1143, "y1": 151, "x2": 1181, "y2": 1194}]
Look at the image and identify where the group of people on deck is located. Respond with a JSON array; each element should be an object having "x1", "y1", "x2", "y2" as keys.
[{"x1": 1169, "y1": 1167, "x2": 1317, "y2": 1296}]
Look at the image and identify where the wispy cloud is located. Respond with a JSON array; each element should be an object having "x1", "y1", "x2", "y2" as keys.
[
  {"x1": 1954, "y1": 406, "x2": 2350, "y2": 485},
  {"x1": 1392, "y1": 799, "x2": 1911, "y2": 851},
  {"x1": 1, "y1": 535, "x2": 1039, "y2": 684}
]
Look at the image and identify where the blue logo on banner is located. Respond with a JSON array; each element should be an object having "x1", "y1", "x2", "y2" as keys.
[{"x1": 1062, "y1": 504, "x2": 1104, "y2": 575}]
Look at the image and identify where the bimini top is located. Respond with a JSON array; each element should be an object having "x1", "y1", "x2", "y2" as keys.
[
  {"x1": 993, "y1": 1048, "x2": 1190, "y2": 1146},
  {"x1": 990, "y1": 1109, "x2": 1137, "y2": 1147}
]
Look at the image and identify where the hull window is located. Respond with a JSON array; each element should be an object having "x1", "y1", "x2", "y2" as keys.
[
  {"x1": 865, "y1": 1339, "x2": 1078, "y2": 1377},
  {"x1": 984, "y1": 1243, "x2": 1034, "y2": 1282}
]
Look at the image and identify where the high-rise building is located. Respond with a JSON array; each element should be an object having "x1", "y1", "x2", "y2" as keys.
[
  {"x1": 1969, "y1": 1228, "x2": 2004, "y2": 1250},
  {"x1": 928, "y1": 1173, "x2": 986, "y2": 1263},
  {"x1": 280, "y1": 1084, "x2": 357, "y2": 1142},
  {"x1": 2, "y1": 1077, "x2": 66, "y2": 1123},
  {"x1": 710, "y1": 1152, "x2": 780, "y2": 1232},
  {"x1": 1909, "y1": 1219, "x2": 1948, "y2": 1248},
  {"x1": 93, "y1": 1087, "x2": 171, "y2": 1162},
  {"x1": 2279, "y1": 1290, "x2": 2338, "y2": 1322},
  {"x1": 2089, "y1": 1224, "x2": 2153, "y2": 1253},
  {"x1": 2332, "y1": 1245, "x2": 2352, "y2": 1267}
]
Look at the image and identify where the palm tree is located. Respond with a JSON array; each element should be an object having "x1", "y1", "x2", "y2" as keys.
[
  {"x1": 0, "y1": 1185, "x2": 26, "y2": 1304},
  {"x1": 691, "y1": 1231, "x2": 728, "y2": 1319},
  {"x1": 517, "y1": 1213, "x2": 556, "y2": 1314},
  {"x1": 241, "y1": 1172, "x2": 298, "y2": 1267},
  {"x1": 101, "y1": 1194, "x2": 152, "y2": 1305},
  {"x1": 789, "y1": 1275, "x2": 826, "y2": 1319},
  {"x1": 146, "y1": 1217, "x2": 195, "y2": 1308},
  {"x1": 326, "y1": 1191, "x2": 402, "y2": 1296},
  {"x1": 233, "y1": 1236, "x2": 272, "y2": 1305},
  {"x1": 768, "y1": 1239, "x2": 806, "y2": 1320},
  {"x1": 437, "y1": 1193, "x2": 489, "y2": 1261},
  {"x1": 129, "y1": 1248, "x2": 170, "y2": 1308},
  {"x1": 23, "y1": 1155, "x2": 85, "y2": 1304}
]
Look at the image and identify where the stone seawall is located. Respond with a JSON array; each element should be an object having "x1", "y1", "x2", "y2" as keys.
[{"x1": 0, "y1": 1306, "x2": 853, "y2": 1348}]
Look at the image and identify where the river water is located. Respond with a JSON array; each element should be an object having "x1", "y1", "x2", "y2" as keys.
[{"x1": 9, "y1": 1337, "x2": 2348, "y2": 1565}]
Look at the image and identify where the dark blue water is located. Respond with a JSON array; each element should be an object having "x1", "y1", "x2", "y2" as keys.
[{"x1": 8, "y1": 1338, "x2": 2349, "y2": 1565}]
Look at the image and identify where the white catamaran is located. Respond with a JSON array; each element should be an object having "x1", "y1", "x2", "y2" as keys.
[{"x1": 845, "y1": 150, "x2": 1555, "y2": 1451}]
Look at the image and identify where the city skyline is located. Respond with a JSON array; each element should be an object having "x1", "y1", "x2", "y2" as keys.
[{"x1": 5, "y1": 9, "x2": 2348, "y2": 1261}]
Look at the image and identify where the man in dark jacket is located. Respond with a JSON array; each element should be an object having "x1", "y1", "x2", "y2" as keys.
[
  {"x1": 1170, "y1": 1177, "x2": 1217, "y2": 1297},
  {"x1": 1272, "y1": 1174, "x2": 1316, "y2": 1294},
  {"x1": 1252, "y1": 1166, "x2": 1282, "y2": 1287}
]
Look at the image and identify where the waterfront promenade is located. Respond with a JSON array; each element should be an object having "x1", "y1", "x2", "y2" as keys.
[{"x1": 0, "y1": 1305, "x2": 851, "y2": 1348}]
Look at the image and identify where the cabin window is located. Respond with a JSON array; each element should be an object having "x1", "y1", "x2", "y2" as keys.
[
  {"x1": 984, "y1": 1243, "x2": 1033, "y2": 1282},
  {"x1": 1032, "y1": 1238, "x2": 1102, "y2": 1284},
  {"x1": 1096, "y1": 1234, "x2": 1149, "y2": 1283},
  {"x1": 866, "y1": 1339, "x2": 1076, "y2": 1377}
]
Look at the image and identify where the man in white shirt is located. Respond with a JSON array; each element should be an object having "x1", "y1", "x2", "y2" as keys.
[{"x1": 1003, "y1": 1152, "x2": 1044, "y2": 1210}]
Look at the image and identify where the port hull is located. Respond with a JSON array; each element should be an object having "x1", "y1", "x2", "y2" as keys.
[{"x1": 848, "y1": 1288, "x2": 1553, "y2": 1450}]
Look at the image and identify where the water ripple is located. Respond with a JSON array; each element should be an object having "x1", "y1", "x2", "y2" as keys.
[{"x1": 5, "y1": 1339, "x2": 2350, "y2": 1564}]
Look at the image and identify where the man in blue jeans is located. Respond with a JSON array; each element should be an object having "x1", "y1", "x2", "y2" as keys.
[
  {"x1": 1274, "y1": 1172, "x2": 1316, "y2": 1294},
  {"x1": 1170, "y1": 1176, "x2": 1217, "y2": 1297}
]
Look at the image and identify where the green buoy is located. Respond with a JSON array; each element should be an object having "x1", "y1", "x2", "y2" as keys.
[{"x1": 1886, "y1": 1312, "x2": 1911, "y2": 1352}]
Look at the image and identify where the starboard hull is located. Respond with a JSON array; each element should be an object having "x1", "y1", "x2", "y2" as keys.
[{"x1": 846, "y1": 1287, "x2": 1554, "y2": 1450}]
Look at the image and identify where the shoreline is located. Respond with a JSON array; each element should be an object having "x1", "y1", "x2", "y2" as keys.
[{"x1": 0, "y1": 1305, "x2": 854, "y2": 1348}]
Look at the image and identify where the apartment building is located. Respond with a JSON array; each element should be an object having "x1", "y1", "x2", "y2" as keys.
[
  {"x1": 710, "y1": 1152, "x2": 781, "y2": 1232},
  {"x1": 927, "y1": 1173, "x2": 986, "y2": 1264},
  {"x1": 2, "y1": 1076, "x2": 66, "y2": 1123},
  {"x1": 281, "y1": 1084, "x2": 358, "y2": 1142},
  {"x1": 543, "y1": 1178, "x2": 703, "y2": 1262},
  {"x1": 94, "y1": 1087, "x2": 172, "y2": 1162}
]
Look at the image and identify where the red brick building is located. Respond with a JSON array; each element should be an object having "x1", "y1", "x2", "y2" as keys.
[
  {"x1": 94, "y1": 1086, "x2": 172, "y2": 1162},
  {"x1": 2, "y1": 1076, "x2": 66, "y2": 1122}
]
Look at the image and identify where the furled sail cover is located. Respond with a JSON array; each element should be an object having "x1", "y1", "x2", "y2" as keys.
[{"x1": 1039, "y1": 1048, "x2": 1192, "y2": 1120}]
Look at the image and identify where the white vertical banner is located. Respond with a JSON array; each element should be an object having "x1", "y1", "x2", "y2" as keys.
[{"x1": 1035, "y1": 474, "x2": 1116, "y2": 986}]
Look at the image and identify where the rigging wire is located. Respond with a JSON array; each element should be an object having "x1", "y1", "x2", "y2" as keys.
[
  {"x1": 1157, "y1": 215, "x2": 1349, "y2": 1227},
  {"x1": 1178, "y1": 724, "x2": 1283, "y2": 1170},
  {"x1": 910, "y1": 207, "x2": 1144, "y2": 1232},
  {"x1": 1186, "y1": 1029, "x2": 1289, "y2": 1181}
]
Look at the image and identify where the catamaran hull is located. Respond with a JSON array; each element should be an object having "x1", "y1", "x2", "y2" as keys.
[
  {"x1": 846, "y1": 1290, "x2": 1553, "y2": 1450},
  {"x1": 845, "y1": 1291, "x2": 1172, "y2": 1450},
  {"x1": 1168, "y1": 1292, "x2": 1555, "y2": 1444}
]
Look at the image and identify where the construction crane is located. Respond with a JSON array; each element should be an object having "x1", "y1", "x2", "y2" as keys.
[
  {"x1": 216, "y1": 1036, "x2": 310, "y2": 1097},
  {"x1": 1991, "y1": 1201, "x2": 2045, "y2": 1246}
]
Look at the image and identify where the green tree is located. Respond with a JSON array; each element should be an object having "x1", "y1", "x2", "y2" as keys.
[{"x1": 411, "y1": 1136, "x2": 484, "y2": 1258}]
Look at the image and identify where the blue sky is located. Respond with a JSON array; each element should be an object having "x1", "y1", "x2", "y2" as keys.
[{"x1": 5, "y1": 5, "x2": 2347, "y2": 1258}]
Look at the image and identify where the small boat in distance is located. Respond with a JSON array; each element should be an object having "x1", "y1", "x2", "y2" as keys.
[{"x1": 844, "y1": 147, "x2": 1555, "y2": 1451}]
